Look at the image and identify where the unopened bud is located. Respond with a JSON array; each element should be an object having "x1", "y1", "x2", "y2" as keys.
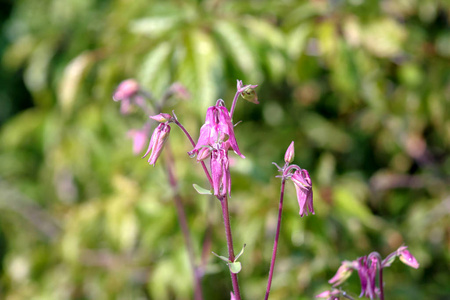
[
  {"x1": 143, "y1": 123, "x2": 171, "y2": 166},
  {"x1": 284, "y1": 141, "x2": 295, "y2": 164},
  {"x1": 241, "y1": 85, "x2": 259, "y2": 104},
  {"x1": 398, "y1": 248, "x2": 419, "y2": 269},
  {"x1": 150, "y1": 113, "x2": 172, "y2": 123}
]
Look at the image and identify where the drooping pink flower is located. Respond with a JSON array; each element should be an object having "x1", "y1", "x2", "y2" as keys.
[
  {"x1": 143, "y1": 123, "x2": 171, "y2": 166},
  {"x1": 291, "y1": 169, "x2": 314, "y2": 217},
  {"x1": 113, "y1": 79, "x2": 140, "y2": 114},
  {"x1": 316, "y1": 289, "x2": 340, "y2": 300},
  {"x1": 398, "y1": 247, "x2": 419, "y2": 269},
  {"x1": 356, "y1": 256, "x2": 378, "y2": 300},
  {"x1": 188, "y1": 100, "x2": 244, "y2": 158},
  {"x1": 328, "y1": 261, "x2": 354, "y2": 286},
  {"x1": 210, "y1": 148, "x2": 231, "y2": 197}
]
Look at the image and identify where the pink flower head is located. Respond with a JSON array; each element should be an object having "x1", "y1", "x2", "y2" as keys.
[
  {"x1": 127, "y1": 124, "x2": 150, "y2": 155},
  {"x1": 357, "y1": 256, "x2": 378, "y2": 300},
  {"x1": 328, "y1": 261, "x2": 354, "y2": 286},
  {"x1": 113, "y1": 79, "x2": 140, "y2": 114},
  {"x1": 143, "y1": 123, "x2": 171, "y2": 166},
  {"x1": 210, "y1": 148, "x2": 231, "y2": 197},
  {"x1": 188, "y1": 100, "x2": 244, "y2": 158},
  {"x1": 291, "y1": 169, "x2": 314, "y2": 217},
  {"x1": 398, "y1": 247, "x2": 419, "y2": 269}
]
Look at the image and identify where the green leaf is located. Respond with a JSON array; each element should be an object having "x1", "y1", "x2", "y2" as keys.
[
  {"x1": 193, "y1": 184, "x2": 212, "y2": 195},
  {"x1": 229, "y1": 261, "x2": 242, "y2": 274},
  {"x1": 211, "y1": 251, "x2": 230, "y2": 263},
  {"x1": 235, "y1": 244, "x2": 246, "y2": 261}
]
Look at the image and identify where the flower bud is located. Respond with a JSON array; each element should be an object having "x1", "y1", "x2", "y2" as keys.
[
  {"x1": 284, "y1": 141, "x2": 295, "y2": 164},
  {"x1": 143, "y1": 123, "x2": 171, "y2": 166},
  {"x1": 398, "y1": 248, "x2": 419, "y2": 269},
  {"x1": 150, "y1": 113, "x2": 172, "y2": 123},
  {"x1": 241, "y1": 86, "x2": 259, "y2": 104}
]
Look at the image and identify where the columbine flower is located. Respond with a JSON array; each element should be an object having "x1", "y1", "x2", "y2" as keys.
[
  {"x1": 398, "y1": 247, "x2": 419, "y2": 269},
  {"x1": 143, "y1": 123, "x2": 171, "y2": 166},
  {"x1": 291, "y1": 169, "x2": 314, "y2": 217},
  {"x1": 113, "y1": 79, "x2": 140, "y2": 114},
  {"x1": 127, "y1": 124, "x2": 150, "y2": 155},
  {"x1": 329, "y1": 261, "x2": 354, "y2": 286},
  {"x1": 210, "y1": 148, "x2": 231, "y2": 197},
  {"x1": 188, "y1": 100, "x2": 244, "y2": 158},
  {"x1": 357, "y1": 256, "x2": 378, "y2": 300}
]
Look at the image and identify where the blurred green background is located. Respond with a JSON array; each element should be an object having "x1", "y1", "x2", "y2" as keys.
[{"x1": 0, "y1": 0, "x2": 449, "y2": 299}]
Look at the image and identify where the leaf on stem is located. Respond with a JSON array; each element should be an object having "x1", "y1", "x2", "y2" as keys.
[{"x1": 193, "y1": 184, "x2": 212, "y2": 195}]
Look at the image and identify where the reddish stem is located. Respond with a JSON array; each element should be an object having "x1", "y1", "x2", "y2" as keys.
[
  {"x1": 264, "y1": 178, "x2": 286, "y2": 300},
  {"x1": 219, "y1": 195, "x2": 242, "y2": 300}
]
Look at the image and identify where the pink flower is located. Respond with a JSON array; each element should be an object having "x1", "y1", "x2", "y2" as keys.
[
  {"x1": 284, "y1": 141, "x2": 295, "y2": 164},
  {"x1": 328, "y1": 261, "x2": 354, "y2": 286},
  {"x1": 316, "y1": 289, "x2": 340, "y2": 300},
  {"x1": 398, "y1": 247, "x2": 419, "y2": 269},
  {"x1": 291, "y1": 169, "x2": 314, "y2": 217},
  {"x1": 188, "y1": 100, "x2": 244, "y2": 158},
  {"x1": 210, "y1": 148, "x2": 231, "y2": 197},
  {"x1": 356, "y1": 256, "x2": 378, "y2": 299},
  {"x1": 143, "y1": 123, "x2": 171, "y2": 166},
  {"x1": 113, "y1": 79, "x2": 140, "y2": 114}
]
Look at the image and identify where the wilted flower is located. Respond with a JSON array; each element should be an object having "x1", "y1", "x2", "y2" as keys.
[
  {"x1": 143, "y1": 123, "x2": 171, "y2": 166},
  {"x1": 291, "y1": 169, "x2": 314, "y2": 217},
  {"x1": 127, "y1": 124, "x2": 150, "y2": 155},
  {"x1": 284, "y1": 141, "x2": 295, "y2": 164},
  {"x1": 113, "y1": 79, "x2": 140, "y2": 114},
  {"x1": 210, "y1": 148, "x2": 231, "y2": 197},
  {"x1": 329, "y1": 261, "x2": 354, "y2": 286},
  {"x1": 188, "y1": 100, "x2": 244, "y2": 158},
  {"x1": 316, "y1": 289, "x2": 341, "y2": 300},
  {"x1": 398, "y1": 247, "x2": 419, "y2": 269}
]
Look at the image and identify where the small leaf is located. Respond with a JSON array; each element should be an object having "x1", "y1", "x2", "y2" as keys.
[
  {"x1": 212, "y1": 251, "x2": 230, "y2": 263},
  {"x1": 229, "y1": 261, "x2": 242, "y2": 274},
  {"x1": 193, "y1": 184, "x2": 212, "y2": 195},
  {"x1": 235, "y1": 244, "x2": 246, "y2": 261}
]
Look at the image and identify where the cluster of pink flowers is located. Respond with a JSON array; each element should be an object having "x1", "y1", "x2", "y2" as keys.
[{"x1": 317, "y1": 246, "x2": 419, "y2": 300}]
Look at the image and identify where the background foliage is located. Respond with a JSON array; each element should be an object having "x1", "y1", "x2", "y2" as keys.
[{"x1": 0, "y1": 0, "x2": 449, "y2": 299}]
